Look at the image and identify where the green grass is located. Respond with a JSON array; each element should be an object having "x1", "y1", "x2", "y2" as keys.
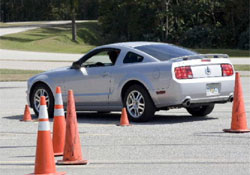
[
  {"x1": 0, "y1": 22, "x2": 101, "y2": 53},
  {"x1": 234, "y1": 65, "x2": 250, "y2": 71},
  {"x1": 0, "y1": 69, "x2": 43, "y2": 74},
  {"x1": 0, "y1": 21, "x2": 249, "y2": 57},
  {"x1": 0, "y1": 69, "x2": 43, "y2": 81},
  {"x1": 193, "y1": 49, "x2": 250, "y2": 57}
]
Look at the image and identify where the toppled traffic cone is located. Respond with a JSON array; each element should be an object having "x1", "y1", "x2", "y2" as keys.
[
  {"x1": 52, "y1": 86, "x2": 66, "y2": 156},
  {"x1": 28, "y1": 96, "x2": 65, "y2": 175},
  {"x1": 118, "y1": 108, "x2": 131, "y2": 126},
  {"x1": 20, "y1": 105, "x2": 33, "y2": 121},
  {"x1": 57, "y1": 90, "x2": 88, "y2": 165},
  {"x1": 223, "y1": 72, "x2": 250, "y2": 133}
]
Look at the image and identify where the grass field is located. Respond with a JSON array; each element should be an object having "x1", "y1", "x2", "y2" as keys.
[
  {"x1": 0, "y1": 22, "x2": 100, "y2": 53},
  {"x1": 0, "y1": 21, "x2": 249, "y2": 57},
  {"x1": 234, "y1": 65, "x2": 250, "y2": 71},
  {"x1": 193, "y1": 49, "x2": 249, "y2": 57},
  {"x1": 0, "y1": 69, "x2": 43, "y2": 81}
]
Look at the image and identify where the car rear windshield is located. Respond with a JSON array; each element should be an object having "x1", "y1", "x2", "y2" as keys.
[{"x1": 135, "y1": 44, "x2": 197, "y2": 61}]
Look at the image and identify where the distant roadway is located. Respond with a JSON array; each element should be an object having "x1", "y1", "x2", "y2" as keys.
[{"x1": 0, "y1": 21, "x2": 249, "y2": 71}]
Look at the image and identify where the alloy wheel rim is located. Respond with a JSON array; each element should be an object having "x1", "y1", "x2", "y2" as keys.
[
  {"x1": 34, "y1": 88, "x2": 49, "y2": 113},
  {"x1": 126, "y1": 90, "x2": 145, "y2": 118}
]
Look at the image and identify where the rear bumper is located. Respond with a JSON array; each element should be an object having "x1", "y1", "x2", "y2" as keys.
[{"x1": 154, "y1": 75, "x2": 235, "y2": 108}]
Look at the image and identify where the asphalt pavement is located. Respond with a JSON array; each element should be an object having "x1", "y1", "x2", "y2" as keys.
[
  {"x1": 0, "y1": 79, "x2": 250, "y2": 175},
  {"x1": 0, "y1": 22, "x2": 250, "y2": 175}
]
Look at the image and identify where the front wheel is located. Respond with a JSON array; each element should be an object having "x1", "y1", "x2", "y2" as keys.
[
  {"x1": 123, "y1": 85, "x2": 155, "y2": 122},
  {"x1": 30, "y1": 83, "x2": 54, "y2": 118},
  {"x1": 186, "y1": 104, "x2": 215, "y2": 117}
]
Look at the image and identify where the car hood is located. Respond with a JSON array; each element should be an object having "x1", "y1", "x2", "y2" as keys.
[
  {"x1": 44, "y1": 66, "x2": 71, "y2": 73},
  {"x1": 28, "y1": 66, "x2": 71, "y2": 81}
]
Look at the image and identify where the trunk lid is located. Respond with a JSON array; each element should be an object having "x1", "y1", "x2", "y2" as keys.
[{"x1": 171, "y1": 54, "x2": 234, "y2": 79}]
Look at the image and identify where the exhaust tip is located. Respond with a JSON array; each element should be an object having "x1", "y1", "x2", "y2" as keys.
[
  {"x1": 182, "y1": 99, "x2": 191, "y2": 107},
  {"x1": 228, "y1": 96, "x2": 234, "y2": 102}
]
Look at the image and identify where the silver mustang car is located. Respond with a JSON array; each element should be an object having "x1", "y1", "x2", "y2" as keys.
[{"x1": 27, "y1": 42, "x2": 235, "y2": 122}]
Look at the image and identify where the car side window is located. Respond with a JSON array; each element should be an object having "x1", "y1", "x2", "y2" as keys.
[
  {"x1": 81, "y1": 49, "x2": 120, "y2": 67},
  {"x1": 123, "y1": 52, "x2": 144, "y2": 64}
]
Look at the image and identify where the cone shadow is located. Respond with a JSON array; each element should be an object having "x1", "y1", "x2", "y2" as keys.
[
  {"x1": 4, "y1": 114, "x2": 38, "y2": 121},
  {"x1": 193, "y1": 131, "x2": 250, "y2": 138}
]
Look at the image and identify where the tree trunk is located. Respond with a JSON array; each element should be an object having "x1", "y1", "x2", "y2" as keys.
[
  {"x1": 72, "y1": 13, "x2": 77, "y2": 42},
  {"x1": 165, "y1": 0, "x2": 170, "y2": 42}
]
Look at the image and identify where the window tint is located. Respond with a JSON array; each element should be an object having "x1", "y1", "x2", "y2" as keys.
[
  {"x1": 135, "y1": 44, "x2": 197, "y2": 61},
  {"x1": 123, "y1": 52, "x2": 144, "y2": 64}
]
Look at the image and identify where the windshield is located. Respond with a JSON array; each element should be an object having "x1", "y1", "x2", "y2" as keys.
[{"x1": 135, "y1": 44, "x2": 197, "y2": 61}]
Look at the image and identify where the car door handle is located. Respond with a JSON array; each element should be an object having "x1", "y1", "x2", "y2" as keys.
[{"x1": 102, "y1": 72, "x2": 109, "y2": 77}]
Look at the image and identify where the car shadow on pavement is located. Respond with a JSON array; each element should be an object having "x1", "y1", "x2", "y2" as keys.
[
  {"x1": 76, "y1": 112, "x2": 217, "y2": 125},
  {"x1": 77, "y1": 112, "x2": 121, "y2": 125},
  {"x1": 147, "y1": 114, "x2": 217, "y2": 125},
  {"x1": 4, "y1": 113, "x2": 217, "y2": 125}
]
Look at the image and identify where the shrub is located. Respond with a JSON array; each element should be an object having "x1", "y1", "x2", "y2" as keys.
[
  {"x1": 180, "y1": 26, "x2": 213, "y2": 48},
  {"x1": 238, "y1": 28, "x2": 250, "y2": 50}
]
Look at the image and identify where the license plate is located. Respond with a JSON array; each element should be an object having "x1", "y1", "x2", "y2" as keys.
[{"x1": 206, "y1": 83, "x2": 220, "y2": 96}]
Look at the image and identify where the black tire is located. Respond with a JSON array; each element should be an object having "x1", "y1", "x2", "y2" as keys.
[
  {"x1": 186, "y1": 104, "x2": 215, "y2": 117},
  {"x1": 123, "y1": 84, "x2": 155, "y2": 122},
  {"x1": 30, "y1": 83, "x2": 54, "y2": 118}
]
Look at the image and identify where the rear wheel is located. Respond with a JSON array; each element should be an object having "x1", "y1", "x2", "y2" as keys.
[
  {"x1": 123, "y1": 85, "x2": 155, "y2": 122},
  {"x1": 30, "y1": 83, "x2": 54, "y2": 118},
  {"x1": 186, "y1": 104, "x2": 214, "y2": 117}
]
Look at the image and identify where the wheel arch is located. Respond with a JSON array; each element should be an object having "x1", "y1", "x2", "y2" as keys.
[
  {"x1": 29, "y1": 81, "x2": 54, "y2": 108},
  {"x1": 121, "y1": 80, "x2": 155, "y2": 107}
]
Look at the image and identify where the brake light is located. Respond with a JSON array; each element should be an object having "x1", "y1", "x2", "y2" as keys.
[
  {"x1": 175, "y1": 66, "x2": 193, "y2": 79},
  {"x1": 201, "y1": 59, "x2": 211, "y2": 62},
  {"x1": 221, "y1": 64, "x2": 234, "y2": 76}
]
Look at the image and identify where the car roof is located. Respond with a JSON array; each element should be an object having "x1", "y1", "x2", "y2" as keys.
[{"x1": 102, "y1": 42, "x2": 169, "y2": 48}]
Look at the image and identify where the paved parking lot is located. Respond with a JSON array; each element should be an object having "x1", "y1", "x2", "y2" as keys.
[{"x1": 0, "y1": 78, "x2": 249, "y2": 175}]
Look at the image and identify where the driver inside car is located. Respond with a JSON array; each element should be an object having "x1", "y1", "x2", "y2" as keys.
[{"x1": 108, "y1": 50, "x2": 120, "y2": 65}]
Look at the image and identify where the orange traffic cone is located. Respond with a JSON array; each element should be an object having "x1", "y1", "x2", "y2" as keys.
[
  {"x1": 20, "y1": 105, "x2": 33, "y2": 121},
  {"x1": 118, "y1": 108, "x2": 131, "y2": 126},
  {"x1": 52, "y1": 86, "x2": 66, "y2": 156},
  {"x1": 223, "y1": 72, "x2": 250, "y2": 133},
  {"x1": 28, "y1": 96, "x2": 65, "y2": 175},
  {"x1": 57, "y1": 90, "x2": 88, "y2": 165}
]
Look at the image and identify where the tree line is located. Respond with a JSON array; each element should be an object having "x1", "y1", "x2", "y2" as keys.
[
  {"x1": 99, "y1": 0, "x2": 249, "y2": 49},
  {"x1": 0, "y1": 0, "x2": 249, "y2": 49},
  {"x1": 0, "y1": 0, "x2": 98, "y2": 22}
]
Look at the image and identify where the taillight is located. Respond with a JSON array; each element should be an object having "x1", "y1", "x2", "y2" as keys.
[
  {"x1": 221, "y1": 64, "x2": 234, "y2": 76},
  {"x1": 175, "y1": 66, "x2": 193, "y2": 79},
  {"x1": 201, "y1": 59, "x2": 211, "y2": 62}
]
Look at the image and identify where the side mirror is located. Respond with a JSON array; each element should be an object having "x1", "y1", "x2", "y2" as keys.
[{"x1": 71, "y1": 61, "x2": 81, "y2": 69}]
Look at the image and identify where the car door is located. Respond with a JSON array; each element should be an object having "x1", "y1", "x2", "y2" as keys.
[{"x1": 63, "y1": 48, "x2": 120, "y2": 109}]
